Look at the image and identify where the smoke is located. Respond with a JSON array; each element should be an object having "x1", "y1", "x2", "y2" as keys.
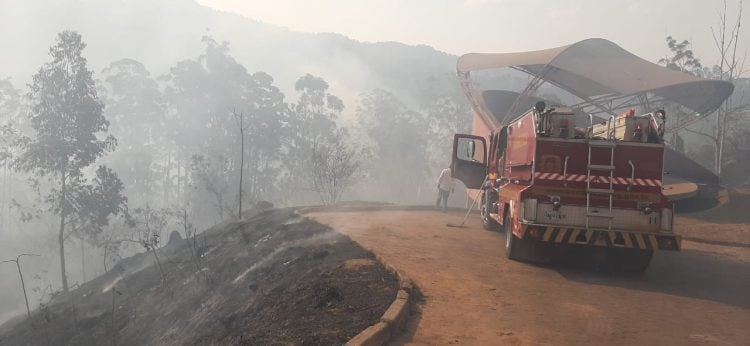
[
  {"x1": 0, "y1": 0, "x2": 461, "y2": 323},
  {"x1": 233, "y1": 231, "x2": 339, "y2": 284}
]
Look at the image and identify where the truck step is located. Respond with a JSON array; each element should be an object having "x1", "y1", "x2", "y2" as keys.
[
  {"x1": 587, "y1": 188, "x2": 614, "y2": 194},
  {"x1": 588, "y1": 141, "x2": 617, "y2": 147},
  {"x1": 588, "y1": 164, "x2": 615, "y2": 171},
  {"x1": 586, "y1": 212, "x2": 614, "y2": 218}
]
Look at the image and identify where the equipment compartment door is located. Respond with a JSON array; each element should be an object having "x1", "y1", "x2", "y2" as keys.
[{"x1": 452, "y1": 134, "x2": 487, "y2": 189}]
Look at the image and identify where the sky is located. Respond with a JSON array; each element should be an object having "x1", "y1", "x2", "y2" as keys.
[{"x1": 197, "y1": 0, "x2": 749, "y2": 68}]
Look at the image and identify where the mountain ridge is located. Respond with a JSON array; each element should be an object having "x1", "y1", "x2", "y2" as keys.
[{"x1": 0, "y1": 0, "x2": 459, "y2": 108}]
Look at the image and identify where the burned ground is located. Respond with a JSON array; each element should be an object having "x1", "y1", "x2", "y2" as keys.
[{"x1": 0, "y1": 208, "x2": 398, "y2": 345}]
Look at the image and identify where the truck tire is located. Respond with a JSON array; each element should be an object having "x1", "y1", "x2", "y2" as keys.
[
  {"x1": 504, "y1": 212, "x2": 531, "y2": 261},
  {"x1": 613, "y1": 249, "x2": 653, "y2": 273},
  {"x1": 628, "y1": 250, "x2": 653, "y2": 273},
  {"x1": 481, "y1": 191, "x2": 500, "y2": 231}
]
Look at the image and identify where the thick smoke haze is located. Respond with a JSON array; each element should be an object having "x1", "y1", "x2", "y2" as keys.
[
  {"x1": 0, "y1": 0, "x2": 457, "y2": 111},
  {"x1": 0, "y1": 0, "x2": 748, "y2": 332},
  {"x1": 0, "y1": 0, "x2": 470, "y2": 323}
]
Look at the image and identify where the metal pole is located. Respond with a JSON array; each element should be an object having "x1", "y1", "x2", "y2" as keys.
[
  {"x1": 16, "y1": 260, "x2": 31, "y2": 323},
  {"x1": 2, "y1": 254, "x2": 39, "y2": 329}
]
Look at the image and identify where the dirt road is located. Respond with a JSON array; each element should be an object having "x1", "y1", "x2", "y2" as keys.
[{"x1": 309, "y1": 210, "x2": 750, "y2": 345}]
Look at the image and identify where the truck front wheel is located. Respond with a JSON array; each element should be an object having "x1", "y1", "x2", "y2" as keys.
[{"x1": 481, "y1": 190, "x2": 500, "y2": 231}]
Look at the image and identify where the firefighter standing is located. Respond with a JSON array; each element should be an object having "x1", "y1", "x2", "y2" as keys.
[{"x1": 436, "y1": 167, "x2": 455, "y2": 212}]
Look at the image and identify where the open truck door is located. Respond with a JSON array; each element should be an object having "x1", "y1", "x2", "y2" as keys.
[{"x1": 451, "y1": 134, "x2": 487, "y2": 189}]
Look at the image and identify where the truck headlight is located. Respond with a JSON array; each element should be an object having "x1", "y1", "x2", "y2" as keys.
[
  {"x1": 523, "y1": 199, "x2": 538, "y2": 222},
  {"x1": 660, "y1": 208, "x2": 673, "y2": 231}
]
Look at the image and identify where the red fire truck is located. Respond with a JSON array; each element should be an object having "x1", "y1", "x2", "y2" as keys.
[{"x1": 451, "y1": 39, "x2": 733, "y2": 271}]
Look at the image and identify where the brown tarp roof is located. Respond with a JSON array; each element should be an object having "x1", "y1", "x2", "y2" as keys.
[{"x1": 458, "y1": 38, "x2": 734, "y2": 118}]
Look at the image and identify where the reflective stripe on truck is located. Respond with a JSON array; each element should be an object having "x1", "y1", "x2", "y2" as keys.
[
  {"x1": 520, "y1": 223, "x2": 680, "y2": 251},
  {"x1": 534, "y1": 172, "x2": 662, "y2": 187}
]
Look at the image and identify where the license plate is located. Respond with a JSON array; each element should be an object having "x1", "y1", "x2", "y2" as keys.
[{"x1": 543, "y1": 211, "x2": 567, "y2": 221}]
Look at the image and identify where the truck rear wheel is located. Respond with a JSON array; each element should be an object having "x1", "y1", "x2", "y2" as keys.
[
  {"x1": 613, "y1": 249, "x2": 653, "y2": 273},
  {"x1": 504, "y1": 212, "x2": 531, "y2": 261}
]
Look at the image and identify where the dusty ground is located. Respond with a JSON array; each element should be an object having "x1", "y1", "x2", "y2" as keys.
[
  {"x1": 676, "y1": 189, "x2": 750, "y2": 248},
  {"x1": 0, "y1": 208, "x2": 399, "y2": 345},
  {"x1": 310, "y1": 207, "x2": 750, "y2": 345}
]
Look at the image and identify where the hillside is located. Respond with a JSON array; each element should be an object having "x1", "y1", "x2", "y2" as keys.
[{"x1": 0, "y1": 208, "x2": 399, "y2": 345}]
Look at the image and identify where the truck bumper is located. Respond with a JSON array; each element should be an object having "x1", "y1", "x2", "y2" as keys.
[{"x1": 520, "y1": 223, "x2": 680, "y2": 251}]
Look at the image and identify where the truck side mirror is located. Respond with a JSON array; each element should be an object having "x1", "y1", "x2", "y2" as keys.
[{"x1": 456, "y1": 137, "x2": 485, "y2": 163}]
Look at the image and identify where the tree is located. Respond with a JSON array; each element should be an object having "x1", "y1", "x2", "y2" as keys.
[
  {"x1": 99, "y1": 59, "x2": 166, "y2": 205},
  {"x1": 357, "y1": 89, "x2": 430, "y2": 203},
  {"x1": 189, "y1": 153, "x2": 233, "y2": 221},
  {"x1": 658, "y1": 36, "x2": 705, "y2": 76},
  {"x1": 707, "y1": 0, "x2": 747, "y2": 177},
  {"x1": 232, "y1": 109, "x2": 248, "y2": 219},
  {"x1": 70, "y1": 167, "x2": 128, "y2": 234},
  {"x1": 281, "y1": 74, "x2": 344, "y2": 205},
  {"x1": 417, "y1": 74, "x2": 471, "y2": 176},
  {"x1": 309, "y1": 130, "x2": 365, "y2": 205},
  {"x1": 0, "y1": 78, "x2": 23, "y2": 233},
  {"x1": 164, "y1": 36, "x2": 289, "y2": 218},
  {"x1": 234, "y1": 71, "x2": 289, "y2": 204},
  {"x1": 657, "y1": 36, "x2": 706, "y2": 151},
  {"x1": 131, "y1": 206, "x2": 170, "y2": 288},
  {"x1": 292, "y1": 74, "x2": 343, "y2": 143},
  {"x1": 18, "y1": 31, "x2": 117, "y2": 292},
  {"x1": 1, "y1": 253, "x2": 40, "y2": 330},
  {"x1": 68, "y1": 165, "x2": 129, "y2": 272},
  {"x1": 660, "y1": 1, "x2": 748, "y2": 178}
]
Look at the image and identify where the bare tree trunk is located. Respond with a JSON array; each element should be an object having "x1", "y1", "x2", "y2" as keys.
[
  {"x1": 15, "y1": 261, "x2": 32, "y2": 329},
  {"x1": 181, "y1": 160, "x2": 187, "y2": 205},
  {"x1": 151, "y1": 248, "x2": 168, "y2": 289},
  {"x1": 80, "y1": 237, "x2": 85, "y2": 283},
  {"x1": 2, "y1": 255, "x2": 39, "y2": 330},
  {"x1": 177, "y1": 157, "x2": 181, "y2": 200},
  {"x1": 181, "y1": 209, "x2": 206, "y2": 282},
  {"x1": 59, "y1": 171, "x2": 69, "y2": 293},
  {"x1": 710, "y1": 0, "x2": 744, "y2": 179},
  {"x1": 2, "y1": 162, "x2": 6, "y2": 233},
  {"x1": 111, "y1": 287, "x2": 118, "y2": 345},
  {"x1": 164, "y1": 151, "x2": 171, "y2": 205},
  {"x1": 717, "y1": 110, "x2": 725, "y2": 175},
  {"x1": 103, "y1": 244, "x2": 108, "y2": 274},
  {"x1": 238, "y1": 113, "x2": 244, "y2": 220}
]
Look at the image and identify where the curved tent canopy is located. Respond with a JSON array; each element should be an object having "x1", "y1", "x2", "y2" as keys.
[{"x1": 458, "y1": 38, "x2": 734, "y2": 126}]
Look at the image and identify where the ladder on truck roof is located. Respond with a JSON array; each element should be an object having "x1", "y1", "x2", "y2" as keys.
[{"x1": 586, "y1": 115, "x2": 616, "y2": 229}]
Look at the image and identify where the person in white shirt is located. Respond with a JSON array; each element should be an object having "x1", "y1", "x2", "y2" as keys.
[{"x1": 436, "y1": 167, "x2": 455, "y2": 212}]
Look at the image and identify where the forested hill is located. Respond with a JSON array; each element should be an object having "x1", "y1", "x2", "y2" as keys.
[
  {"x1": 0, "y1": 0, "x2": 458, "y2": 106},
  {"x1": 0, "y1": 0, "x2": 474, "y2": 247},
  {"x1": 0, "y1": 1, "x2": 472, "y2": 323}
]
